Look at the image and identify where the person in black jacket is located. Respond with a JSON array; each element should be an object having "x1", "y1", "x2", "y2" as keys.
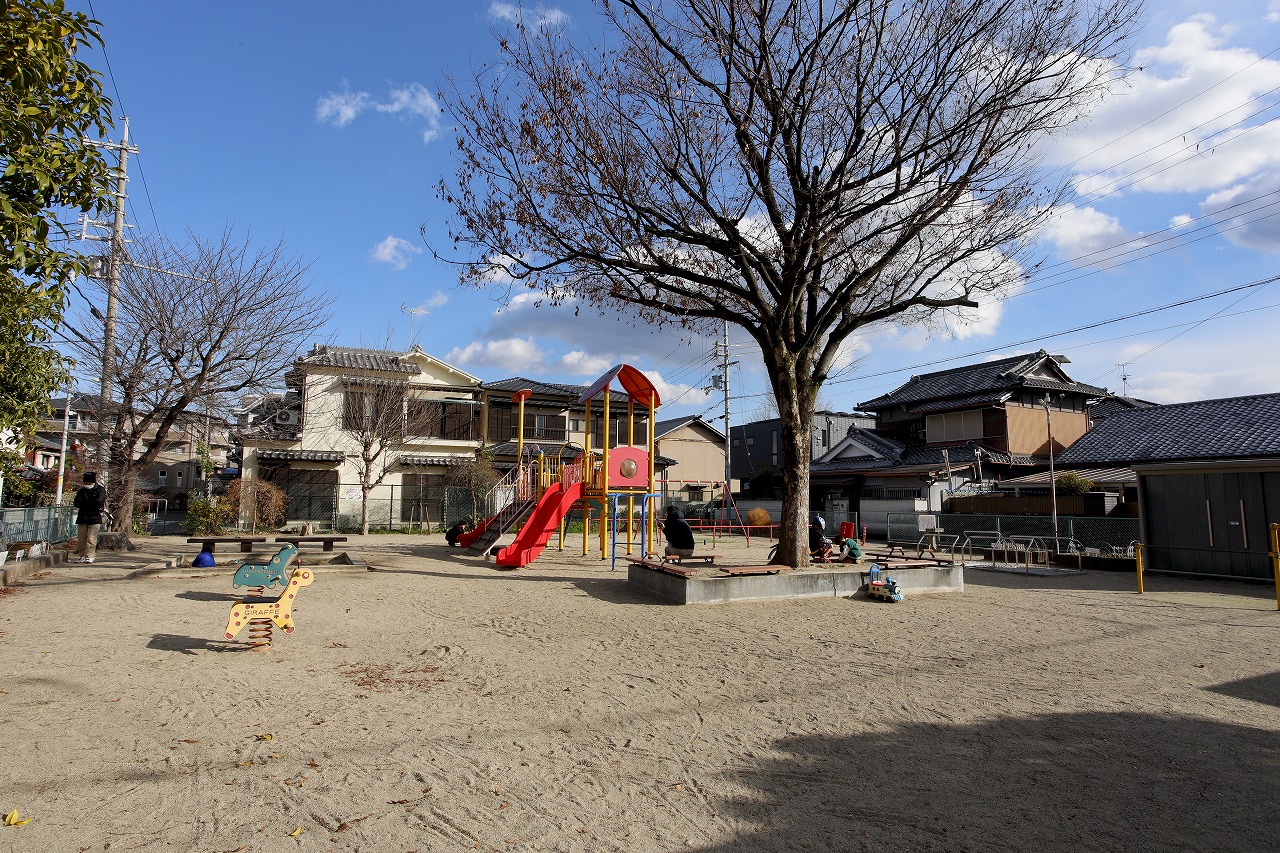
[
  {"x1": 445, "y1": 518, "x2": 472, "y2": 546},
  {"x1": 663, "y1": 506, "x2": 696, "y2": 558},
  {"x1": 73, "y1": 472, "x2": 107, "y2": 564}
]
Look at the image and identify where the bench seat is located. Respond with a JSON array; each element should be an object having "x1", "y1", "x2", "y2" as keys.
[
  {"x1": 274, "y1": 536, "x2": 349, "y2": 552},
  {"x1": 187, "y1": 536, "x2": 268, "y2": 553}
]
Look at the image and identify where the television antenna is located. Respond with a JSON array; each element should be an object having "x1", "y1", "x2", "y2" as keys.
[
  {"x1": 400, "y1": 303, "x2": 430, "y2": 347},
  {"x1": 1116, "y1": 362, "x2": 1131, "y2": 396}
]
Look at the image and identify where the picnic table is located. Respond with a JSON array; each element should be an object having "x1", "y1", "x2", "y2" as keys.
[
  {"x1": 186, "y1": 536, "x2": 268, "y2": 553},
  {"x1": 274, "y1": 535, "x2": 348, "y2": 552}
]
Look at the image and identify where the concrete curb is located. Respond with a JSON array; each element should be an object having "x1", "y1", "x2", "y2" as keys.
[{"x1": 628, "y1": 562, "x2": 964, "y2": 605}]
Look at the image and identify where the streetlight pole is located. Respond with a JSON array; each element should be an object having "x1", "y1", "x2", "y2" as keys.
[{"x1": 1042, "y1": 394, "x2": 1059, "y2": 544}]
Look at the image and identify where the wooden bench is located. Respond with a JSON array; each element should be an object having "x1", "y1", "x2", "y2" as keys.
[
  {"x1": 624, "y1": 556, "x2": 698, "y2": 579},
  {"x1": 718, "y1": 565, "x2": 782, "y2": 576},
  {"x1": 187, "y1": 536, "x2": 268, "y2": 553},
  {"x1": 662, "y1": 553, "x2": 718, "y2": 565},
  {"x1": 274, "y1": 535, "x2": 349, "y2": 552}
]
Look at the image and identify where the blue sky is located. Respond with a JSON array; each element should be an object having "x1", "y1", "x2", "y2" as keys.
[{"x1": 64, "y1": 1, "x2": 1280, "y2": 423}]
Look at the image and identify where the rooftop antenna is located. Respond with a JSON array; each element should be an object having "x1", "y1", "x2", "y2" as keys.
[
  {"x1": 400, "y1": 303, "x2": 430, "y2": 348},
  {"x1": 1116, "y1": 362, "x2": 1131, "y2": 396}
]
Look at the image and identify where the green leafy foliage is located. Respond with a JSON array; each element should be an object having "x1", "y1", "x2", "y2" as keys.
[
  {"x1": 185, "y1": 495, "x2": 232, "y2": 536},
  {"x1": 0, "y1": 1, "x2": 112, "y2": 435},
  {"x1": 1054, "y1": 471, "x2": 1094, "y2": 496}
]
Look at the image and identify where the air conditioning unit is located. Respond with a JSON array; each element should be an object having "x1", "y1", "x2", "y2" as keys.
[{"x1": 276, "y1": 410, "x2": 300, "y2": 425}]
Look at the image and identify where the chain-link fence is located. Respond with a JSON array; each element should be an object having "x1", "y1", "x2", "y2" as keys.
[
  {"x1": 324, "y1": 482, "x2": 505, "y2": 533},
  {"x1": 886, "y1": 511, "x2": 1140, "y2": 553},
  {"x1": 2, "y1": 506, "x2": 76, "y2": 544}
]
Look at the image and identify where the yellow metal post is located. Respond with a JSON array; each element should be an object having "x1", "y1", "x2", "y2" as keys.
[
  {"x1": 600, "y1": 386, "x2": 610, "y2": 558},
  {"x1": 1135, "y1": 541, "x2": 1145, "y2": 594},
  {"x1": 1270, "y1": 523, "x2": 1280, "y2": 611},
  {"x1": 647, "y1": 393, "x2": 656, "y2": 555}
]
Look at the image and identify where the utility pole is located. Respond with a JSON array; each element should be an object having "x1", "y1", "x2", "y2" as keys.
[
  {"x1": 83, "y1": 117, "x2": 137, "y2": 490},
  {"x1": 1042, "y1": 394, "x2": 1059, "y2": 544},
  {"x1": 702, "y1": 323, "x2": 737, "y2": 508}
]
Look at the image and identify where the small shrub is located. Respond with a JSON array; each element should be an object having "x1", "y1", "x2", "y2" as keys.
[
  {"x1": 186, "y1": 496, "x2": 231, "y2": 536},
  {"x1": 745, "y1": 507, "x2": 772, "y2": 527},
  {"x1": 218, "y1": 480, "x2": 287, "y2": 532},
  {"x1": 1054, "y1": 471, "x2": 1094, "y2": 496}
]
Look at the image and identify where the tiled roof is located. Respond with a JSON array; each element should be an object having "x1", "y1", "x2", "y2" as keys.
[
  {"x1": 999, "y1": 466, "x2": 1136, "y2": 486},
  {"x1": 1088, "y1": 395, "x2": 1156, "y2": 421},
  {"x1": 812, "y1": 428, "x2": 1044, "y2": 476},
  {"x1": 654, "y1": 416, "x2": 725, "y2": 441},
  {"x1": 1057, "y1": 393, "x2": 1280, "y2": 466},
  {"x1": 908, "y1": 391, "x2": 1010, "y2": 414},
  {"x1": 485, "y1": 376, "x2": 634, "y2": 404},
  {"x1": 256, "y1": 449, "x2": 345, "y2": 463},
  {"x1": 485, "y1": 440, "x2": 677, "y2": 469},
  {"x1": 399, "y1": 454, "x2": 471, "y2": 466},
  {"x1": 859, "y1": 350, "x2": 1106, "y2": 410},
  {"x1": 484, "y1": 377, "x2": 585, "y2": 397},
  {"x1": 298, "y1": 345, "x2": 421, "y2": 374}
]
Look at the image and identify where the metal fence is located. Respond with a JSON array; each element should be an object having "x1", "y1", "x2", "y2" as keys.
[
  {"x1": 886, "y1": 511, "x2": 1140, "y2": 553},
  {"x1": 2, "y1": 506, "x2": 76, "y2": 545},
  {"x1": 325, "y1": 483, "x2": 501, "y2": 533}
]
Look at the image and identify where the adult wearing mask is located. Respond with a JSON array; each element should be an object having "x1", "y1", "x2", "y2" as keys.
[
  {"x1": 663, "y1": 506, "x2": 696, "y2": 558},
  {"x1": 74, "y1": 472, "x2": 107, "y2": 564}
]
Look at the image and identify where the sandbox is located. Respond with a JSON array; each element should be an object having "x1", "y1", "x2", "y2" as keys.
[{"x1": 628, "y1": 561, "x2": 963, "y2": 605}]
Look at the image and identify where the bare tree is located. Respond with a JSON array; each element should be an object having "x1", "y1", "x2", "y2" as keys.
[
  {"x1": 438, "y1": 0, "x2": 1139, "y2": 565},
  {"x1": 70, "y1": 228, "x2": 330, "y2": 532},
  {"x1": 339, "y1": 379, "x2": 409, "y2": 535}
]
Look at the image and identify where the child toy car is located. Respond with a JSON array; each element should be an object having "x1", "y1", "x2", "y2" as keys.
[{"x1": 865, "y1": 564, "x2": 903, "y2": 603}]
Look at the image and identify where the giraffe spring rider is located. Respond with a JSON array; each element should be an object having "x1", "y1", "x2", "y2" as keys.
[{"x1": 224, "y1": 566, "x2": 316, "y2": 650}]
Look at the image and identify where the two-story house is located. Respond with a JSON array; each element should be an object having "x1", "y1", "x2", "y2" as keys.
[
  {"x1": 729, "y1": 410, "x2": 875, "y2": 495},
  {"x1": 653, "y1": 416, "x2": 727, "y2": 506},
  {"x1": 239, "y1": 345, "x2": 484, "y2": 527},
  {"x1": 811, "y1": 350, "x2": 1106, "y2": 533},
  {"x1": 41, "y1": 395, "x2": 234, "y2": 509}
]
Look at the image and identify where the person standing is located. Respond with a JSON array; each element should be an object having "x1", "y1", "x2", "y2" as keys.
[
  {"x1": 663, "y1": 506, "x2": 695, "y2": 558},
  {"x1": 73, "y1": 472, "x2": 107, "y2": 564}
]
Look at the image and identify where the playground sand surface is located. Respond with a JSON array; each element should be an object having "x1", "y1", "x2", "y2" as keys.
[{"x1": 2, "y1": 533, "x2": 1278, "y2": 852}]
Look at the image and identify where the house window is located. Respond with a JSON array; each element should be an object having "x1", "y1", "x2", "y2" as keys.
[
  {"x1": 733, "y1": 437, "x2": 741, "y2": 446},
  {"x1": 158, "y1": 470, "x2": 167, "y2": 481},
  {"x1": 568, "y1": 418, "x2": 583, "y2": 432},
  {"x1": 176, "y1": 470, "x2": 184, "y2": 487},
  {"x1": 925, "y1": 410, "x2": 983, "y2": 443},
  {"x1": 487, "y1": 404, "x2": 515, "y2": 442},
  {"x1": 687, "y1": 487, "x2": 705, "y2": 502},
  {"x1": 771, "y1": 430, "x2": 779, "y2": 465}
]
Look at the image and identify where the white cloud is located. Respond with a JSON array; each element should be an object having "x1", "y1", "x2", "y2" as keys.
[
  {"x1": 555, "y1": 350, "x2": 613, "y2": 377},
  {"x1": 447, "y1": 337, "x2": 548, "y2": 372},
  {"x1": 1200, "y1": 170, "x2": 1280, "y2": 252},
  {"x1": 1269, "y1": 1, "x2": 1280, "y2": 23},
  {"x1": 1042, "y1": 204, "x2": 1145, "y2": 268},
  {"x1": 369, "y1": 235, "x2": 423, "y2": 270},
  {"x1": 423, "y1": 290, "x2": 449, "y2": 309},
  {"x1": 315, "y1": 85, "x2": 368, "y2": 127},
  {"x1": 1050, "y1": 16, "x2": 1280, "y2": 199},
  {"x1": 316, "y1": 82, "x2": 442, "y2": 143},
  {"x1": 488, "y1": 2, "x2": 570, "y2": 29},
  {"x1": 375, "y1": 83, "x2": 443, "y2": 143},
  {"x1": 1169, "y1": 214, "x2": 1193, "y2": 229}
]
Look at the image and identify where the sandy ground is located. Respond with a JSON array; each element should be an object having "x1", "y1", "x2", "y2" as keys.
[{"x1": 1, "y1": 531, "x2": 1278, "y2": 852}]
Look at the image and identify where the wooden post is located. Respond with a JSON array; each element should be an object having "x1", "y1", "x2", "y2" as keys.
[
  {"x1": 1270, "y1": 523, "x2": 1279, "y2": 611},
  {"x1": 1135, "y1": 541, "x2": 1145, "y2": 595}
]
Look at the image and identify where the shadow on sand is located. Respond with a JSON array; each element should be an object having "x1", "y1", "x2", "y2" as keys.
[{"x1": 689, "y1": 709, "x2": 1280, "y2": 852}]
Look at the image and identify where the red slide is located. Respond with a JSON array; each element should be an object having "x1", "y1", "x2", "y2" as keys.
[{"x1": 494, "y1": 481, "x2": 584, "y2": 568}]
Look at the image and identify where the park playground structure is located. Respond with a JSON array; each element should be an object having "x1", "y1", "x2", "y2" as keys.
[{"x1": 460, "y1": 364, "x2": 662, "y2": 569}]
